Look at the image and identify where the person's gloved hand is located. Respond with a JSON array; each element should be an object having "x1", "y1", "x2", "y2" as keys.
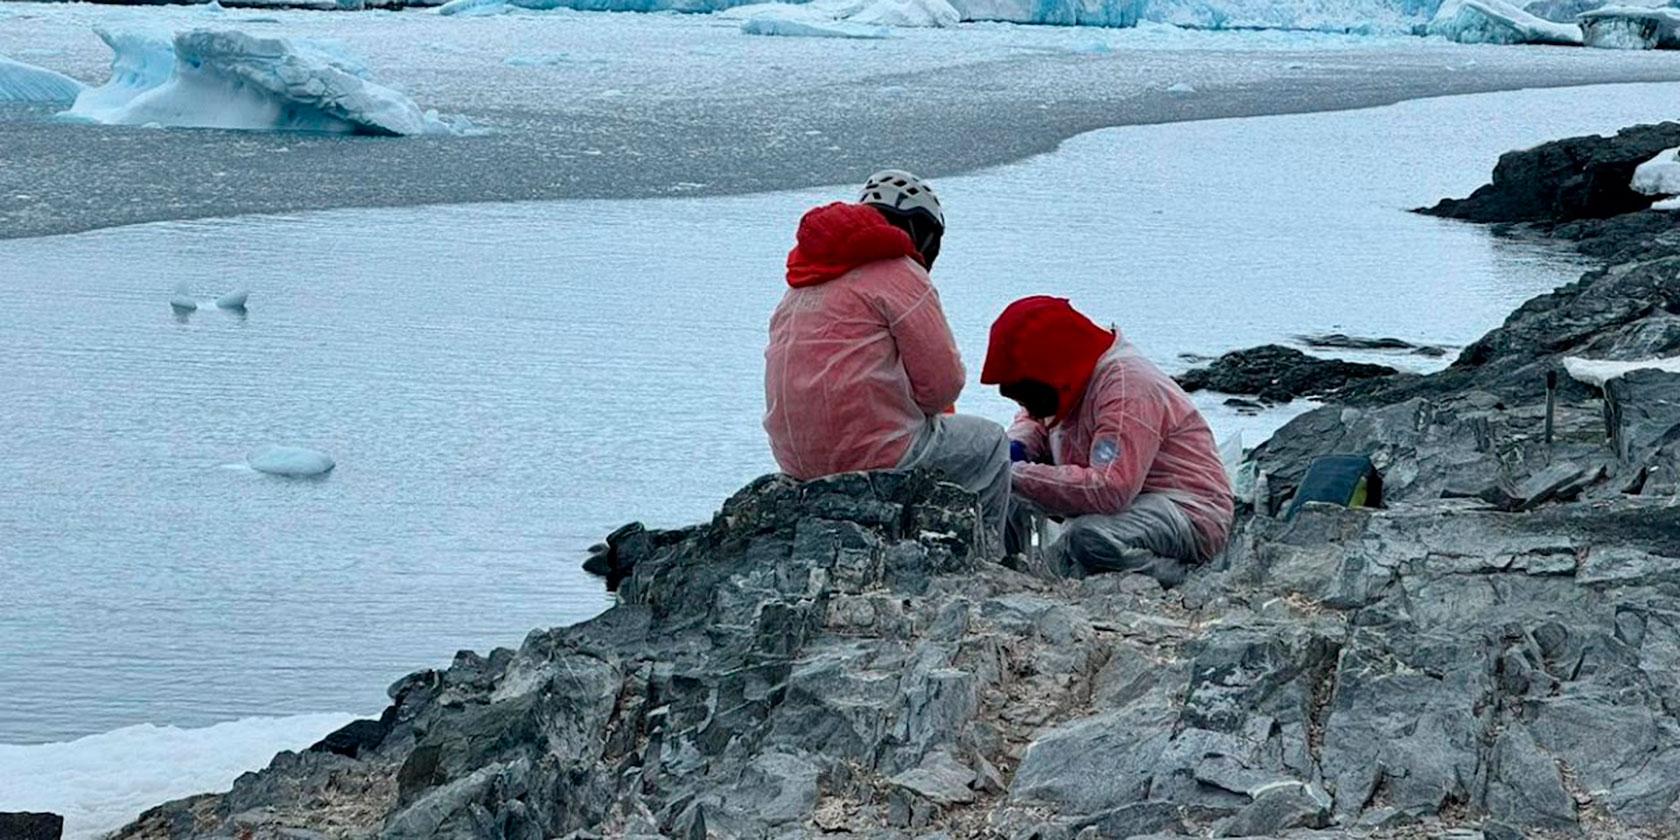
[{"x1": 1010, "y1": 440, "x2": 1030, "y2": 463}]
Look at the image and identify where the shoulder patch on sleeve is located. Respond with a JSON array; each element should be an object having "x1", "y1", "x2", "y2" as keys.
[{"x1": 1092, "y1": 437, "x2": 1120, "y2": 466}]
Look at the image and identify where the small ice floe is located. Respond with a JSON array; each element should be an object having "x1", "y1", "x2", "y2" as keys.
[
  {"x1": 1167, "y1": 82, "x2": 1197, "y2": 95},
  {"x1": 741, "y1": 16, "x2": 892, "y2": 37},
  {"x1": 170, "y1": 284, "x2": 198, "y2": 313},
  {"x1": 248, "y1": 446, "x2": 335, "y2": 477},
  {"x1": 216, "y1": 289, "x2": 249, "y2": 310}
]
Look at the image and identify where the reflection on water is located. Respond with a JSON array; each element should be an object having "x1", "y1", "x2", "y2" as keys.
[{"x1": 3, "y1": 83, "x2": 1673, "y2": 744}]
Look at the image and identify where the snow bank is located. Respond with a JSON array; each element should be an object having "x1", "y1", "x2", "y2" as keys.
[
  {"x1": 1426, "y1": 0, "x2": 1582, "y2": 43},
  {"x1": 248, "y1": 445, "x2": 336, "y2": 477},
  {"x1": 1578, "y1": 5, "x2": 1680, "y2": 47},
  {"x1": 1563, "y1": 355, "x2": 1680, "y2": 386},
  {"x1": 0, "y1": 55, "x2": 86, "y2": 104},
  {"x1": 0, "y1": 713, "x2": 353, "y2": 840},
  {"x1": 66, "y1": 27, "x2": 461, "y2": 136},
  {"x1": 1633, "y1": 146, "x2": 1680, "y2": 199},
  {"x1": 741, "y1": 14, "x2": 894, "y2": 34}
]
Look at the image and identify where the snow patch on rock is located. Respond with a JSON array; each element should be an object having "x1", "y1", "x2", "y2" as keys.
[
  {"x1": 1632, "y1": 146, "x2": 1680, "y2": 200},
  {"x1": 1563, "y1": 355, "x2": 1680, "y2": 386}
]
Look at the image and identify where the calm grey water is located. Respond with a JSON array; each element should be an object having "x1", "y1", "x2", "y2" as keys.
[{"x1": 3, "y1": 82, "x2": 1675, "y2": 744}]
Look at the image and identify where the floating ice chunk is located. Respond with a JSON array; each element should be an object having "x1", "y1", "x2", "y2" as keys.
[
  {"x1": 66, "y1": 28, "x2": 461, "y2": 136},
  {"x1": 1167, "y1": 81, "x2": 1197, "y2": 93},
  {"x1": 216, "y1": 289, "x2": 249, "y2": 310},
  {"x1": 0, "y1": 713, "x2": 353, "y2": 840},
  {"x1": 847, "y1": 0, "x2": 960, "y2": 27},
  {"x1": 439, "y1": 0, "x2": 516, "y2": 15},
  {"x1": 1578, "y1": 5, "x2": 1680, "y2": 47},
  {"x1": 505, "y1": 53, "x2": 571, "y2": 66},
  {"x1": 170, "y1": 283, "x2": 198, "y2": 312},
  {"x1": 1427, "y1": 0, "x2": 1582, "y2": 43},
  {"x1": 1563, "y1": 355, "x2": 1680, "y2": 387},
  {"x1": 0, "y1": 54, "x2": 86, "y2": 104},
  {"x1": 248, "y1": 446, "x2": 336, "y2": 477},
  {"x1": 741, "y1": 15, "x2": 893, "y2": 35}
]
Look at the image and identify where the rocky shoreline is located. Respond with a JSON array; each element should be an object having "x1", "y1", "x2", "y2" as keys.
[{"x1": 91, "y1": 127, "x2": 1680, "y2": 840}]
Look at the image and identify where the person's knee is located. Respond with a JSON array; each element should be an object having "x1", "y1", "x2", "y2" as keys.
[{"x1": 1061, "y1": 518, "x2": 1123, "y2": 564}]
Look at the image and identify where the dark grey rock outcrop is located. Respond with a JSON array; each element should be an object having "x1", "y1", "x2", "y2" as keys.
[
  {"x1": 1175, "y1": 345, "x2": 1397, "y2": 403},
  {"x1": 1421, "y1": 122, "x2": 1680, "y2": 223},
  {"x1": 0, "y1": 812, "x2": 64, "y2": 840},
  {"x1": 115, "y1": 459, "x2": 1680, "y2": 839}
]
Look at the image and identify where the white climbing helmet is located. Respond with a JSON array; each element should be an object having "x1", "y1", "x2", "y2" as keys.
[{"x1": 860, "y1": 169, "x2": 945, "y2": 228}]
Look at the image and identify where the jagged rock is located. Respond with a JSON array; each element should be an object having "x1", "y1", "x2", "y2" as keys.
[
  {"x1": 1422, "y1": 122, "x2": 1680, "y2": 223},
  {"x1": 0, "y1": 813, "x2": 64, "y2": 840},
  {"x1": 1175, "y1": 345, "x2": 1397, "y2": 403},
  {"x1": 888, "y1": 751, "x2": 976, "y2": 806},
  {"x1": 1213, "y1": 781, "x2": 1332, "y2": 836}
]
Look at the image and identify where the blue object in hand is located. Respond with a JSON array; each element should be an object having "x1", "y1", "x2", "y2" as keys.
[{"x1": 1010, "y1": 440, "x2": 1030, "y2": 463}]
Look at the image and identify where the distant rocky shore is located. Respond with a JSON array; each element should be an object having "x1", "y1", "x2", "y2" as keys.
[{"x1": 86, "y1": 125, "x2": 1680, "y2": 840}]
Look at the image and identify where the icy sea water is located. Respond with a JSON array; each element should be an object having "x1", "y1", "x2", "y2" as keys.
[{"x1": 4, "y1": 83, "x2": 1679, "y2": 776}]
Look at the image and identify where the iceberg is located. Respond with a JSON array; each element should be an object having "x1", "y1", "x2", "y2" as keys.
[
  {"x1": 216, "y1": 289, "x2": 250, "y2": 310},
  {"x1": 847, "y1": 0, "x2": 961, "y2": 26},
  {"x1": 248, "y1": 445, "x2": 336, "y2": 477},
  {"x1": 66, "y1": 29, "x2": 175, "y2": 124},
  {"x1": 66, "y1": 28, "x2": 458, "y2": 136},
  {"x1": 0, "y1": 55, "x2": 86, "y2": 104},
  {"x1": 1426, "y1": 0, "x2": 1582, "y2": 43},
  {"x1": 1578, "y1": 4, "x2": 1680, "y2": 47}
]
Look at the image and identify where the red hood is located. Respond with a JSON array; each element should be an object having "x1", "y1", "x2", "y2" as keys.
[
  {"x1": 786, "y1": 202, "x2": 922, "y2": 288},
  {"x1": 981, "y1": 296, "x2": 1116, "y2": 423}
]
